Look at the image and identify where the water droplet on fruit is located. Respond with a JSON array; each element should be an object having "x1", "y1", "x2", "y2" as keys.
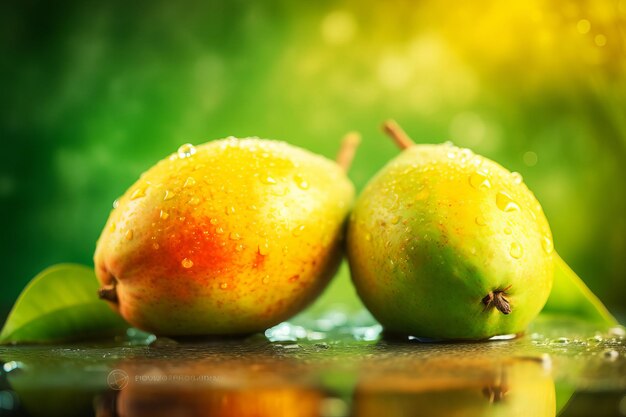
[
  {"x1": 469, "y1": 172, "x2": 491, "y2": 190},
  {"x1": 188, "y1": 196, "x2": 200, "y2": 205},
  {"x1": 235, "y1": 244, "x2": 244, "y2": 251},
  {"x1": 415, "y1": 188, "x2": 430, "y2": 201},
  {"x1": 210, "y1": 218, "x2": 218, "y2": 225},
  {"x1": 262, "y1": 176, "x2": 277, "y2": 185},
  {"x1": 475, "y1": 216, "x2": 487, "y2": 226},
  {"x1": 112, "y1": 199, "x2": 119, "y2": 209},
  {"x1": 542, "y1": 236, "x2": 554, "y2": 254},
  {"x1": 183, "y1": 177, "x2": 196, "y2": 187},
  {"x1": 225, "y1": 206, "x2": 236, "y2": 215},
  {"x1": 160, "y1": 210, "x2": 169, "y2": 220},
  {"x1": 391, "y1": 216, "x2": 399, "y2": 225},
  {"x1": 291, "y1": 225, "x2": 305, "y2": 237},
  {"x1": 496, "y1": 192, "x2": 520, "y2": 212},
  {"x1": 262, "y1": 275, "x2": 270, "y2": 284},
  {"x1": 130, "y1": 187, "x2": 146, "y2": 200},
  {"x1": 511, "y1": 172, "x2": 523, "y2": 184},
  {"x1": 177, "y1": 143, "x2": 196, "y2": 158},
  {"x1": 294, "y1": 174, "x2": 309, "y2": 190},
  {"x1": 163, "y1": 190, "x2": 176, "y2": 201},
  {"x1": 504, "y1": 227, "x2": 512, "y2": 235},
  {"x1": 124, "y1": 230, "x2": 134, "y2": 241},
  {"x1": 460, "y1": 148, "x2": 473, "y2": 161},
  {"x1": 509, "y1": 242, "x2": 523, "y2": 259},
  {"x1": 152, "y1": 243, "x2": 160, "y2": 250},
  {"x1": 216, "y1": 227, "x2": 224, "y2": 234},
  {"x1": 220, "y1": 282, "x2": 228, "y2": 289},
  {"x1": 258, "y1": 240, "x2": 270, "y2": 256},
  {"x1": 229, "y1": 232, "x2": 241, "y2": 240},
  {"x1": 109, "y1": 222, "x2": 117, "y2": 232},
  {"x1": 181, "y1": 258, "x2": 194, "y2": 268}
]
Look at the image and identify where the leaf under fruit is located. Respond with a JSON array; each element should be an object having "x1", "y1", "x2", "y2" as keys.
[{"x1": 0, "y1": 264, "x2": 129, "y2": 344}]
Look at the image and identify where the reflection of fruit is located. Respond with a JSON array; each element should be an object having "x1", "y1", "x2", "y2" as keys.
[
  {"x1": 94, "y1": 137, "x2": 356, "y2": 336},
  {"x1": 115, "y1": 385, "x2": 322, "y2": 417},
  {"x1": 109, "y1": 361, "x2": 323, "y2": 417},
  {"x1": 353, "y1": 358, "x2": 556, "y2": 417},
  {"x1": 347, "y1": 121, "x2": 553, "y2": 339}
]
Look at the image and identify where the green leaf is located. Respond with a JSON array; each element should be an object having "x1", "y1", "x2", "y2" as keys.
[
  {"x1": 0, "y1": 264, "x2": 129, "y2": 344},
  {"x1": 542, "y1": 253, "x2": 618, "y2": 326}
]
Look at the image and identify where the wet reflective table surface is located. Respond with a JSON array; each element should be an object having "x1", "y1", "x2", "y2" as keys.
[{"x1": 0, "y1": 313, "x2": 625, "y2": 417}]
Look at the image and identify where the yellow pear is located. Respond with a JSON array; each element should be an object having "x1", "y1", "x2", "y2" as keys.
[{"x1": 94, "y1": 136, "x2": 357, "y2": 336}]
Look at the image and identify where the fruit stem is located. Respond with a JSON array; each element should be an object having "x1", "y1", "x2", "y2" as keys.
[
  {"x1": 98, "y1": 284, "x2": 118, "y2": 303},
  {"x1": 482, "y1": 289, "x2": 512, "y2": 314},
  {"x1": 336, "y1": 131, "x2": 361, "y2": 172},
  {"x1": 382, "y1": 119, "x2": 415, "y2": 150}
]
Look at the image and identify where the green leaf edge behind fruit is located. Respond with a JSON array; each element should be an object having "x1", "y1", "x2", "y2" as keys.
[
  {"x1": 0, "y1": 263, "x2": 129, "y2": 344},
  {"x1": 542, "y1": 253, "x2": 618, "y2": 327}
]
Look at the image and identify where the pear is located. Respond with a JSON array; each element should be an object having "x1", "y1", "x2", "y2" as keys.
[
  {"x1": 94, "y1": 135, "x2": 358, "y2": 336},
  {"x1": 347, "y1": 121, "x2": 553, "y2": 340}
]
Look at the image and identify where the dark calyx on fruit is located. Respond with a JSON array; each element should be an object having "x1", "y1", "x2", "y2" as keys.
[
  {"x1": 482, "y1": 286, "x2": 512, "y2": 314},
  {"x1": 98, "y1": 283, "x2": 118, "y2": 303}
]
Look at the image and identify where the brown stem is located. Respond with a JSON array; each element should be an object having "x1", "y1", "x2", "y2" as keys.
[
  {"x1": 336, "y1": 131, "x2": 361, "y2": 172},
  {"x1": 482, "y1": 288, "x2": 512, "y2": 314},
  {"x1": 382, "y1": 119, "x2": 415, "y2": 150},
  {"x1": 98, "y1": 284, "x2": 118, "y2": 303}
]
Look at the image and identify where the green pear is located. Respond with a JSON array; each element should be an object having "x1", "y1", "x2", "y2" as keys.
[
  {"x1": 94, "y1": 135, "x2": 358, "y2": 336},
  {"x1": 347, "y1": 121, "x2": 554, "y2": 340}
]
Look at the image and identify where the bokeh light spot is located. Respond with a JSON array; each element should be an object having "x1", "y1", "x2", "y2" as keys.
[
  {"x1": 321, "y1": 11, "x2": 357, "y2": 45},
  {"x1": 523, "y1": 151, "x2": 538, "y2": 167},
  {"x1": 594, "y1": 34, "x2": 607, "y2": 46},
  {"x1": 378, "y1": 55, "x2": 411, "y2": 89},
  {"x1": 577, "y1": 19, "x2": 591, "y2": 34},
  {"x1": 0, "y1": 176, "x2": 15, "y2": 198},
  {"x1": 450, "y1": 112, "x2": 487, "y2": 148}
]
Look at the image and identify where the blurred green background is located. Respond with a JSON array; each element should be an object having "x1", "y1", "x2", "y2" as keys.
[{"x1": 1, "y1": 0, "x2": 625, "y2": 320}]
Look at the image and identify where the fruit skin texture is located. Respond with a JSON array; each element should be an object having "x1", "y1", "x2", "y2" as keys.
[
  {"x1": 94, "y1": 138, "x2": 354, "y2": 336},
  {"x1": 347, "y1": 144, "x2": 554, "y2": 340}
]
